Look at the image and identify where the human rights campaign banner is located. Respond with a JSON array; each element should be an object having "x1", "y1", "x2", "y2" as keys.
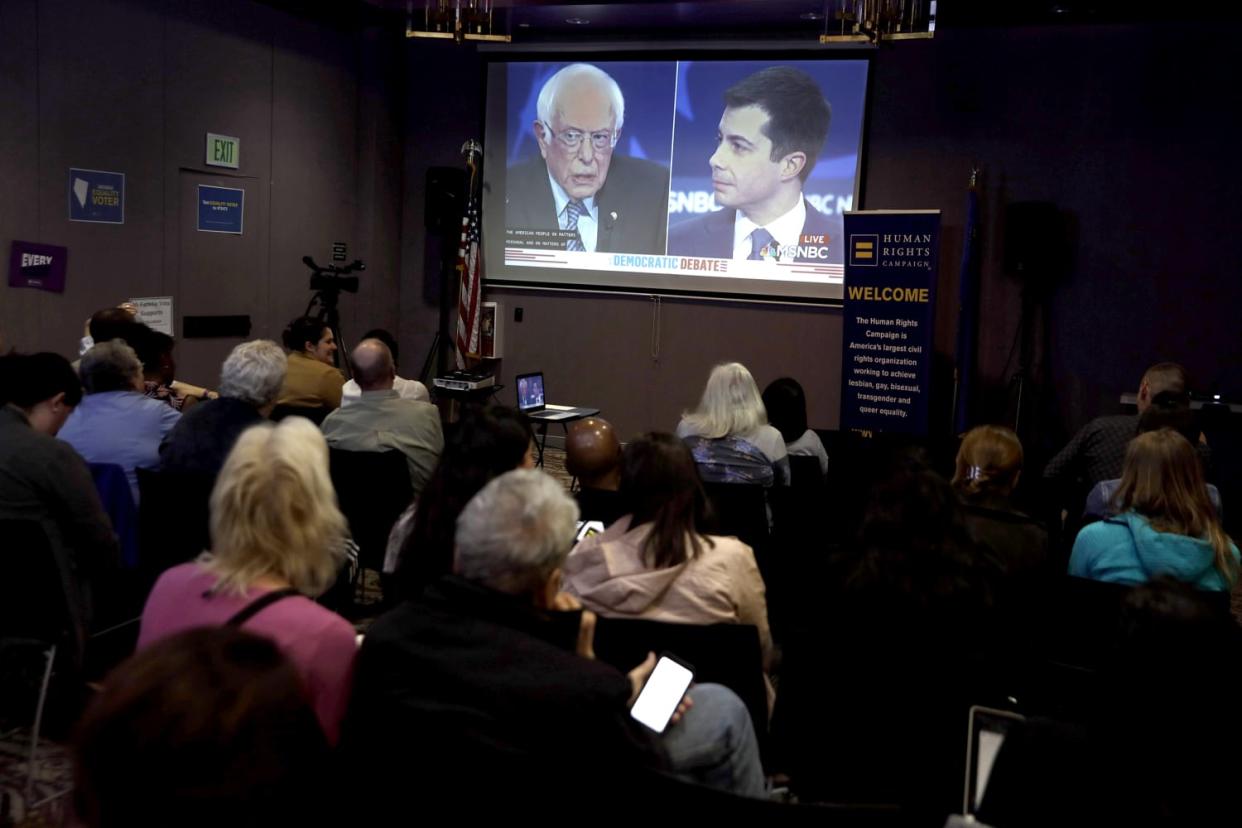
[
  {"x1": 68, "y1": 168, "x2": 124, "y2": 224},
  {"x1": 839, "y1": 210, "x2": 940, "y2": 436}
]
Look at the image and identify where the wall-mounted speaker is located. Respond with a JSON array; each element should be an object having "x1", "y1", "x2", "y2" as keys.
[
  {"x1": 1004, "y1": 201, "x2": 1062, "y2": 279},
  {"x1": 424, "y1": 167, "x2": 465, "y2": 234}
]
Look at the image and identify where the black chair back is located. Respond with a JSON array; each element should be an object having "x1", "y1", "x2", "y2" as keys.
[
  {"x1": 591, "y1": 617, "x2": 768, "y2": 749},
  {"x1": 136, "y1": 467, "x2": 214, "y2": 581},
  {"x1": 271, "y1": 404, "x2": 331, "y2": 426},
  {"x1": 329, "y1": 449, "x2": 413, "y2": 573},
  {"x1": 701, "y1": 483, "x2": 769, "y2": 550},
  {"x1": 788, "y1": 454, "x2": 826, "y2": 488},
  {"x1": 0, "y1": 520, "x2": 72, "y2": 647}
]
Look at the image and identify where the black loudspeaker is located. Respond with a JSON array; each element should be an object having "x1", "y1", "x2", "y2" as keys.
[
  {"x1": 424, "y1": 167, "x2": 466, "y2": 233},
  {"x1": 1004, "y1": 201, "x2": 1062, "y2": 278}
]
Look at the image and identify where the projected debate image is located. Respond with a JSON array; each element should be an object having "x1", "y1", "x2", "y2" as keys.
[{"x1": 485, "y1": 57, "x2": 869, "y2": 302}]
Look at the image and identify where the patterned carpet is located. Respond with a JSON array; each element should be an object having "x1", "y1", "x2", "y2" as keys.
[{"x1": 0, "y1": 726, "x2": 72, "y2": 826}]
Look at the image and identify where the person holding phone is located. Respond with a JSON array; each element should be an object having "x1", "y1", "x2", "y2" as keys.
[
  {"x1": 563, "y1": 432, "x2": 774, "y2": 676},
  {"x1": 343, "y1": 469, "x2": 765, "y2": 815}
]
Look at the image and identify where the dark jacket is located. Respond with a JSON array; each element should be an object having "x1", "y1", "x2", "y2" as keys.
[
  {"x1": 667, "y1": 198, "x2": 839, "y2": 262},
  {"x1": 575, "y1": 487, "x2": 627, "y2": 528},
  {"x1": 0, "y1": 404, "x2": 119, "y2": 639},
  {"x1": 960, "y1": 493, "x2": 1050, "y2": 579},
  {"x1": 342, "y1": 576, "x2": 665, "y2": 811},
  {"x1": 504, "y1": 155, "x2": 670, "y2": 255},
  {"x1": 159, "y1": 397, "x2": 263, "y2": 477}
]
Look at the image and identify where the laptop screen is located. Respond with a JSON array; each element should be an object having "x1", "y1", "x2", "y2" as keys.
[
  {"x1": 964, "y1": 705, "x2": 1024, "y2": 816},
  {"x1": 516, "y1": 372, "x2": 546, "y2": 411}
]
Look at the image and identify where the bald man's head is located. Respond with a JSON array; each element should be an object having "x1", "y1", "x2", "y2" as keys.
[
  {"x1": 351, "y1": 339, "x2": 395, "y2": 392},
  {"x1": 566, "y1": 417, "x2": 622, "y2": 491}
]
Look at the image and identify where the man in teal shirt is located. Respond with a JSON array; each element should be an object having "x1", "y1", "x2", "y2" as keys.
[{"x1": 321, "y1": 339, "x2": 443, "y2": 495}]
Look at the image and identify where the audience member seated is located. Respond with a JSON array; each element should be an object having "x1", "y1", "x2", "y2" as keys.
[
  {"x1": 386, "y1": 405, "x2": 534, "y2": 592},
  {"x1": 566, "y1": 416, "x2": 626, "y2": 526},
  {"x1": 977, "y1": 577, "x2": 1242, "y2": 827},
  {"x1": 275, "y1": 315, "x2": 345, "y2": 411},
  {"x1": 762, "y1": 377, "x2": 828, "y2": 478},
  {"x1": 1070, "y1": 428, "x2": 1238, "y2": 591},
  {"x1": 59, "y1": 340, "x2": 180, "y2": 504},
  {"x1": 73, "y1": 627, "x2": 337, "y2": 827},
  {"x1": 159, "y1": 340, "x2": 288, "y2": 479},
  {"x1": 77, "y1": 304, "x2": 139, "y2": 357},
  {"x1": 133, "y1": 326, "x2": 191, "y2": 411},
  {"x1": 952, "y1": 425, "x2": 1048, "y2": 579},
  {"x1": 1083, "y1": 391, "x2": 1221, "y2": 520},
  {"x1": 564, "y1": 433, "x2": 773, "y2": 676},
  {"x1": 340, "y1": 327, "x2": 429, "y2": 406},
  {"x1": 137, "y1": 418, "x2": 357, "y2": 742},
  {"x1": 677, "y1": 362, "x2": 789, "y2": 487},
  {"x1": 1044, "y1": 362, "x2": 1194, "y2": 502},
  {"x1": 0, "y1": 352, "x2": 119, "y2": 635},
  {"x1": 775, "y1": 456, "x2": 1003, "y2": 820},
  {"x1": 322, "y1": 338, "x2": 443, "y2": 494},
  {"x1": 343, "y1": 469, "x2": 765, "y2": 813}
]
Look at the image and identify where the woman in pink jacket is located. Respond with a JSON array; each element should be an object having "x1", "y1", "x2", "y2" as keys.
[{"x1": 563, "y1": 432, "x2": 772, "y2": 672}]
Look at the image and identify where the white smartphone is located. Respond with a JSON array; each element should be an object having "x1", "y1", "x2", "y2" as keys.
[{"x1": 629, "y1": 654, "x2": 694, "y2": 734}]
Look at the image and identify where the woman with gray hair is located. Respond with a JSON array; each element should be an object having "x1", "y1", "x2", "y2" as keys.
[
  {"x1": 139, "y1": 417, "x2": 356, "y2": 743},
  {"x1": 676, "y1": 361, "x2": 789, "y2": 486},
  {"x1": 59, "y1": 339, "x2": 181, "y2": 503},
  {"x1": 160, "y1": 339, "x2": 288, "y2": 478}
]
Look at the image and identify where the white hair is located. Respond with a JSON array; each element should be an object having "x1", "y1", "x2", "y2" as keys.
[
  {"x1": 681, "y1": 362, "x2": 768, "y2": 439},
  {"x1": 218, "y1": 340, "x2": 288, "y2": 407},
  {"x1": 536, "y1": 63, "x2": 625, "y2": 133},
  {"x1": 202, "y1": 417, "x2": 347, "y2": 597},
  {"x1": 454, "y1": 469, "x2": 580, "y2": 595},
  {"x1": 80, "y1": 339, "x2": 143, "y2": 394}
]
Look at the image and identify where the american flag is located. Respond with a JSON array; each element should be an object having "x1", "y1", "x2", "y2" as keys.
[{"x1": 454, "y1": 162, "x2": 482, "y2": 370}]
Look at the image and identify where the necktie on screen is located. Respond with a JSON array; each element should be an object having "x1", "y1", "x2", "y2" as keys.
[
  {"x1": 565, "y1": 200, "x2": 587, "y2": 252},
  {"x1": 748, "y1": 228, "x2": 775, "y2": 261}
]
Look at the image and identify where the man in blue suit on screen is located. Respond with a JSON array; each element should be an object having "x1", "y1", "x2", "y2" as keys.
[
  {"x1": 668, "y1": 66, "x2": 835, "y2": 263},
  {"x1": 505, "y1": 63, "x2": 669, "y2": 256}
]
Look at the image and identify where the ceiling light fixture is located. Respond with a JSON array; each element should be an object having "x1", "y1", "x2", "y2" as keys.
[
  {"x1": 819, "y1": 0, "x2": 936, "y2": 44},
  {"x1": 565, "y1": 17, "x2": 591, "y2": 25},
  {"x1": 406, "y1": 0, "x2": 512, "y2": 44}
]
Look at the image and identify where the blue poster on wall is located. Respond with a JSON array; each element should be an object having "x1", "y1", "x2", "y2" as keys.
[
  {"x1": 839, "y1": 210, "x2": 941, "y2": 436},
  {"x1": 197, "y1": 185, "x2": 245, "y2": 234},
  {"x1": 68, "y1": 168, "x2": 125, "y2": 224}
]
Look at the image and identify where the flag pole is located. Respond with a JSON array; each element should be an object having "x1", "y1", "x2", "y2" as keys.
[{"x1": 950, "y1": 164, "x2": 981, "y2": 437}]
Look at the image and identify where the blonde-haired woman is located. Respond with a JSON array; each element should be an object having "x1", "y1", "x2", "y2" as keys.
[
  {"x1": 137, "y1": 417, "x2": 357, "y2": 742},
  {"x1": 1070, "y1": 428, "x2": 1238, "y2": 591},
  {"x1": 951, "y1": 425, "x2": 1048, "y2": 578},
  {"x1": 676, "y1": 362, "x2": 789, "y2": 486}
]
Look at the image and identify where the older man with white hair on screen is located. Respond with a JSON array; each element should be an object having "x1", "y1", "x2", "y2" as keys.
[
  {"x1": 343, "y1": 469, "x2": 765, "y2": 816},
  {"x1": 504, "y1": 63, "x2": 670, "y2": 255}
]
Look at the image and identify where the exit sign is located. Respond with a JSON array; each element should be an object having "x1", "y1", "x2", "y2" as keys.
[{"x1": 206, "y1": 133, "x2": 240, "y2": 169}]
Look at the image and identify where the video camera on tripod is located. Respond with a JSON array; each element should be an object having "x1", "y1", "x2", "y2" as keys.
[
  {"x1": 302, "y1": 255, "x2": 366, "y2": 377},
  {"x1": 303, "y1": 255, "x2": 365, "y2": 294}
]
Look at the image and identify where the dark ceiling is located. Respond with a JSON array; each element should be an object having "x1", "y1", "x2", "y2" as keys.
[{"x1": 260, "y1": 1, "x2": 1211, "y2": 39}]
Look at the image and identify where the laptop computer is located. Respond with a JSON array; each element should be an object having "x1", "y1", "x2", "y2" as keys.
[
  {"x1": 962, "y1": 704, "x2": 1025, "y2": 819},
  {"x1": 515, "y1": 372, "x2": 595, "y2": 421}
]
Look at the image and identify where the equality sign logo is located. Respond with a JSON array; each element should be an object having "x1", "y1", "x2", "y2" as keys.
[
  {"x1": 9, "y1": 241, "x2": 68, "y2": 293},
  {"x1": 849, "y1": 234, "x2": 878, "y2": 266}
]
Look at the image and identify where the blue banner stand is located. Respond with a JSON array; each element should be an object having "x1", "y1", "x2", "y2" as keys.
[{"x1": 839, "y1": 210, "x2": 941, "y2": 437}]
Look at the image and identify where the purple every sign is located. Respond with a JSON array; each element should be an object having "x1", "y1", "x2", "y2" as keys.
[{"x1": 9, "y1": 240, "x2": 68, "y2": 293}]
